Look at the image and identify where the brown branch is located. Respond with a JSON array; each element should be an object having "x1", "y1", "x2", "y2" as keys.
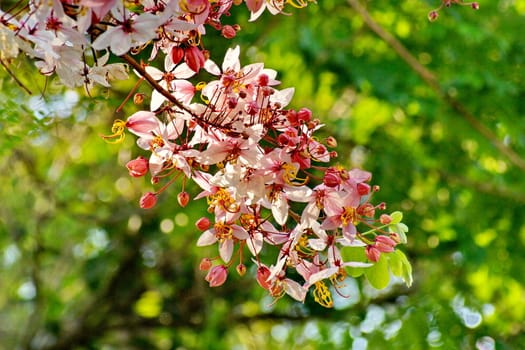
[
  {"x1": 346, "y1": 0, "x2": 525, "y2": 172},
  {"x1": 120, "y1": 54, "x2": 194, "y2": 115}
]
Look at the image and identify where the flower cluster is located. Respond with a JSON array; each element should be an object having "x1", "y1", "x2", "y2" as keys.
[
  {"x1": 120, "y1": 46, "x2": 411, "y2": 306},
  {"x1": 1, "y1": 0, "x2": 411, "y2": 307},
  {"x1": 0, "y1": 0, "x2": 312, "y2": 90}
]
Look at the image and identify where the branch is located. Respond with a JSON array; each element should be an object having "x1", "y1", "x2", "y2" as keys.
[
  {"x1": 346, "y1": 0, "x2": 525, "y2": 172},
  {"x1": 120, "y1": 54, "x2": 195, "y2": 115}
]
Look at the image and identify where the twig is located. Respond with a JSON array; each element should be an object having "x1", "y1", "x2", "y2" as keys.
[
  {"x1": 0, "y1": 58, "x2": 32, "y2": 94},
  {"x1": 346, "y1": 0, "x2": 525, "y2": 172}
]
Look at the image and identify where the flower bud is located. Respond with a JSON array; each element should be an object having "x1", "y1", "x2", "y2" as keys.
[
  {"x1": 357, "y1": 202, "x2": 375, "y2": 217},
  {"x1": 366, "y1": 245, "x2": 381, "y2": 262},
  {"x1": 185, "y1": 46, "x2": 206, "y2": 73},
  {"x1": 379, "y1": 214, "x2": 392, "y2": 225},
  {"x1": 205, "y1": 265, "x2": 228, "y2": 287},
  {"x1": 170, "y1": 46, "x2": 184, "y2": 65},
  {"x1": 133, "y1": 93, "x2": 145, "y2": 105},
  {"x1": 221, "y1": 24, "x2": 237, "y2": 39},
  {"x1": 236, "y1": 263, "x2": 247, "y2": 276},
  {"x1": 286, "y1": 110, "x2": 299, "y2": 126},
  {"x1": 151, "y1": 176, "x2": 159, "y2": 185},
  {"x1": 297, "y1": 108, "x2": 312, "y2": 123},
  {"x1": 325, "y1": 136, "x2": 338, "y2": 148},
  {"x1": 126, "y1": 156, "x2": 149, "y2": 177},
  {"x1": 256, "y1": 265, "x2": 272, "y2": 290},
  {"x1": 375, "y1": 235, "x2": 396, "y2": 252},
  {"x1": 199, "y1": 258, "x2": 212, "y2": 271},
  {"x1": 139, "y1": 192, "x2": 157, "y2": 209},
  {"x1": 471, "y1": 2, "x2": 479, "y2": 10},
  {"x1": 323, "y1": 171, "x2": 341, "y2": 188},
  {"x1": 177, "y1": 191, "x2": 190, "y2": 207},
  {"x1": 195, "y1": 217, "x2": 211, "y2": 231},
  {"x1": 428, "y1": 10, "x2": 439, "y2": 21}
]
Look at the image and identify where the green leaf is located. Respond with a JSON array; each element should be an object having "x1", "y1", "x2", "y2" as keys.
[
  {"x1": 365, "y1": 254, "x2": 390, "y2": 289},
  {"x1": 340, "y1": 246, "x2": 367, "y2": 277},
  {"x1": 389, "y1": 211, "x2": 403, "y2": 224},
  {"x1": 388, "y1": 250, "x2": 413, "y2": 287}
]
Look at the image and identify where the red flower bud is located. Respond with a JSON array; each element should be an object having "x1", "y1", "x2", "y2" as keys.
[
  {"x1": 199, "y1": 258, "x2": 212, "y2": 271},
  {"x1": 428, "y1": 10, "x2": 439, "y2": 21},
  {"x1": 379, "y1": 214, "x2": 392, "y2": 225},
  {"x1": 471, "y1": 2, "x2": 479, "y2": 10},
  {"x1": 126, "y1": 156, "x2": 149, "y2": 177},
  {"x1": 170, "y1": 46, "x2": 184, "y2": 65},
  {"x1": 185, "y1": 46, "x2": 206, "y2": 73},
  {"x1": 325, "y1": 136, "x2": 338, "y2": 148},
  {"x1": 177, "y1": 191, "x2": 190, "y2": 207},
  {"x1": 139, "y1": 192, "x2": 157, "y2": 209},
  {"x1": 221, "y1": 24, "x2": 237, "y2": 39},
  {"x1": 236, "y1": 263, "x2": 247, "y2": 276},
  {"x1": 366, "y1": 245, "x2": 381, "y2": 262},
  {"x1": 205, "y1": 265, "x2": 228, "y2": 287},
  {"x1": 323, "y1": 171, "x2": 341, "y2": 188},
  {"x1": 375, "y1": 235, "x2": 396, "y2": 252},
  {"x1": 133, "y1": 93, "x2": 145, "y2": 105},
  {"x1": 195, "y1": 217, "x2": 211, "y2": 231},
  {"x1": 297, "y1": 108, "x2": 312, "y2": 123},
  {"x1": 256, "y1": 266, "x2": 272, "y2": 290}
]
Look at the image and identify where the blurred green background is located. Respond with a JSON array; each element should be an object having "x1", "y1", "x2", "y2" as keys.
[{"x1": 1, "y1": 0, "x2": 525, "y2": 349}]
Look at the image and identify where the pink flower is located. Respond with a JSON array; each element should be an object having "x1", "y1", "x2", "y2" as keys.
[
  {"x1": 91, "y1": 7, "x2": 160, "y2": 56},
  {"x1": 205, "y1": 265, "x2": 228, "y2": 287},
  {"x1": 196, "y1": 221, "x2": 249, "y2": 263}
]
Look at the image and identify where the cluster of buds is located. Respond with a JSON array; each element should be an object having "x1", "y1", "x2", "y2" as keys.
[
  {"x1": 428, "y1": 0, "x2": 479, "y2": 21},
  {"x1": 1, "y1": 0, "x2": 410, "y2": 307}
]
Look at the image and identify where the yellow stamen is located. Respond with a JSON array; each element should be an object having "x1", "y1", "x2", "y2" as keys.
[
  {"x1": 100, "y1": 119, "x2": 126, "y2": 144},
  {"x1": 282, "y1": 163, "x2": 309, "y2": 185},
  {"x1": 341, "y1": 206, "x2": 358, "y2": 226},
  {"x1": 195, "y1": 81, "x2": 207, "y2": 91},
  {"x1": 286, "y1": 0, "x2": 310, "y2": 8},
  {"x1": 213, "y1": 221, "x2": 233, "y2": 241},
  {"x1": 313, "y1": 281, "x2": 333, "y2": 308},
  {"x1": 295, "y1": 235, "x2": 315, "y2": 257},
  {"x1": 208, "y1": 188, "x2": 239, "y2": 213}
]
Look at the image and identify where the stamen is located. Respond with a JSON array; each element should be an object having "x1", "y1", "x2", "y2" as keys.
[
  {"x1": 100, "y1": 119, "x2": 126, "y2": 144},
  {"x1": 313, "y1": 281, "x2": 333, "y2": 308}
]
